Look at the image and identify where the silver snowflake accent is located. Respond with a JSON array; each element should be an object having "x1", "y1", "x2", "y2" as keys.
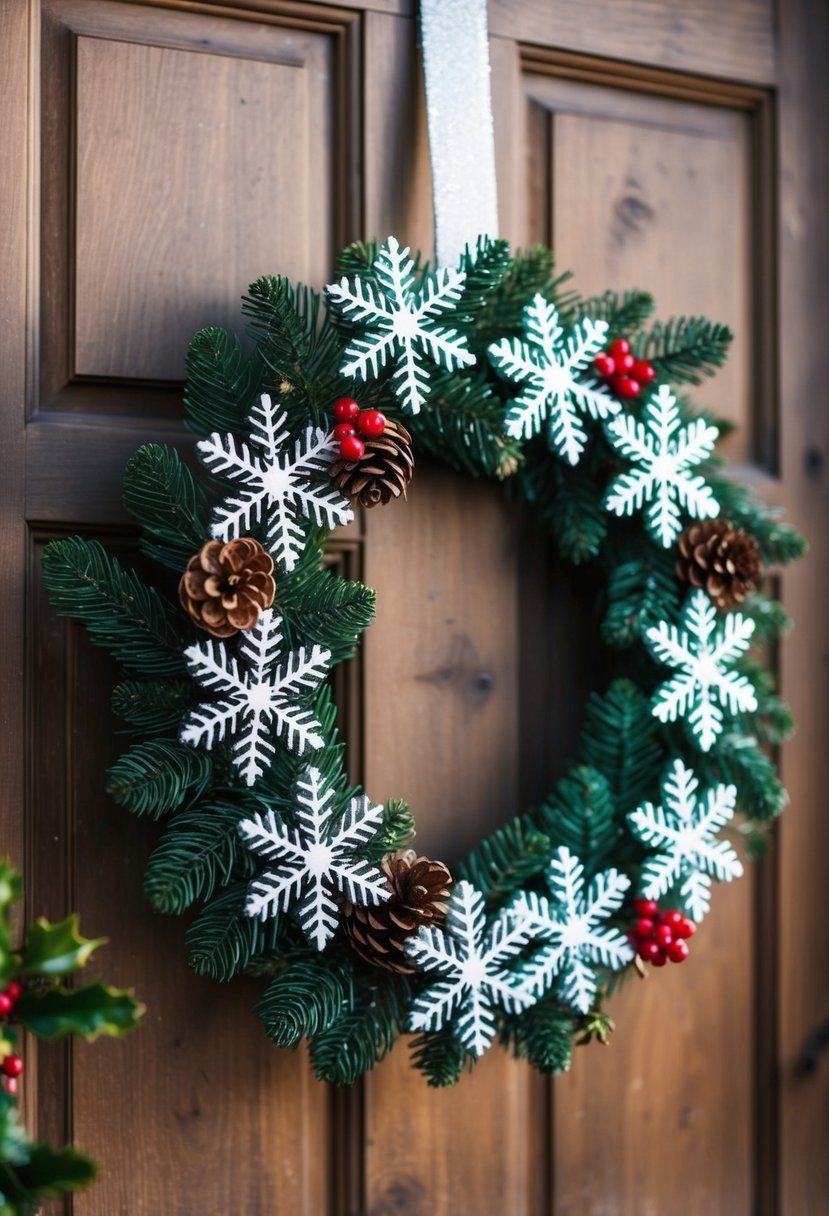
[
  {"x1": 604, "y1": 384, "x2": 720, "y2": 547},
  {"x1": 646, "y1": 589, "x2": 757, "y2": 752},
  {"x1": 510, "y1": 847, "x2": 634, "y2": 1015},
  {"x1": 629, "y1": 759, "x2": 743, "y2": 923},
  {"x1": 180, "y1": 609, "x2": 330, "y2": 787},
  {"x1": 238, "y1": 766, "x2": 390, "y2": 950},
  {"x1": 487, "y1": 294, "x2": 619, "y2": 465},
  {"x1": 325, "y1": 235, "x2": 475, "y2": 415},
  {"x1": 404, "y1": 880, "x2": 539, "y2": 1059},
  {"x1": 195, "y1": 392, "x2": 353, "y2": 573}
]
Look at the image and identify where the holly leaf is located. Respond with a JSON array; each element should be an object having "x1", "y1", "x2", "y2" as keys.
[
  {"x1": 0, "y1": 865, "x2": 23, "y2": 980},
  {"x1": 0, "y1": 1143, "x2": 96, "y2": 1210},
  {"x1": 20, "y1": 915, "x2": 106, "y2": 977},
  {"x1": 15, "y1": 983, "x2": 144, "y2": 1041}
]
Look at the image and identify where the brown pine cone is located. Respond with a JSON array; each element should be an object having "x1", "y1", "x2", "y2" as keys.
[
  {"x1": 329, "y1": 419, "x2": 414, "y2": 508},
  {"x1": 179, "y1": 538, "x2": 275, "y2": 638},
  {"x1": 342, "y1": 850, "x2": 452, "y2": 973},
  {"x1": 675, "y1": 519, "x2": 761, "y2": 610}
]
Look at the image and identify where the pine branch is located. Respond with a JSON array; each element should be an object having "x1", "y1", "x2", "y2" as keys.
[
  {"x1": 410, "y1": 1025, "x2": 469, "y2": 1087},
  {"x1": 277, "y1": 563, "x2": 376, "y2": 663},
  {"x1": 705, "y1": 735, "x2": 787, "y2": 821},
  {"x1": 111, "y1": 679, "x2": 191, "y2": 735},
  {"x1": 185, "y1": 884, "x2": 280, "y2": 982},
  {"x1": 122, "y1": 444, "x2": 209, "y2": 571},
  {"x1": 535, "y1": 767, "x2": 621, "y2": 877},
  {"x1": 184, "y1": 327, "x2": 262, "y2": 437},
  {"x1": 457, "y1": 819, "x2": 552, "y2": 905},
  {"x1": 106, "y1": 740, "x2": 212, "y2": 819},
  {"x1": 633, "y1": 317, "x2": 733, "y2": 384},
  {"x1": 562, "y1": 289, "x2": 655, "y2": 338},
  {"x1": 308, "y1": 973, "x2": 408, "y2": 1085},
  {"x1": 406, "y1": 369, "x2": 519, "y2": 478},
  {"x1": 704, "y1": 470, "x2": 808, "y2": 567},
  {"x1": 41, "y1": 538, "x2": 185, "y2": 676},
  {"x1": 503, "y1": 994, "x2": 573, "y2": 1075},
  {"x1": 601, "y1": 556, "x2": 680, "y2": 648},
  {"x1": 356, "y1": 799, "x2": 415, "y2": 863},
  {"x1": 579, "y1": 680, "x2": 663, "y2": 812},
  {"x1": 144, "y1": 798, "x2": 253, "y2": 914},
  {"x1": 254, "y1": 948, "x2": 354, "y2": 1047},
  {"x1": 737, "y1": 592, "x2": 791, "y2": 645},
  {"x1": 475, "y1": 245, "x2": 576, "y2": 345}
]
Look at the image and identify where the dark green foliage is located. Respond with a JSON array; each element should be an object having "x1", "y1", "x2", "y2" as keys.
[
  {"x1": 106, "y1": 740, "x2": 212, "y2": 819},
  {"x1": 601, "y1": 557, "x2": 680, "y2": 648},
  {"x1": 506, "y1": 995, "x2": 573, "y2": 1075},
  {"x1": 738, "y1": 592, "x2": 791, "y2": 645},
  {"x1": 633, "y1": 317, "x2": 733, "y2": 384},
  {"x1": 579, "y1": 680, "x2": 663, "y2": 812},
  {"x1": 451, "y1": 238, "x2": 514, "y2": 341},
  {"x1": 406, "y1": 369, "x2": 519, "y2": 478},
  {"x1": 144, "y1": 798, "x2": 253, "y2": 914},
  {"x1": 255, "y1": 949, "x2": 354, "y2": 1047},
  {"x1": 564, "y1": 288, "x2": 655, "y2": 337},
  {"x1": 185, "y1": 884, "x2": 280, "y2": 982},
  {"x1": 703, "y1": 470, "x2": 808, "y2": 567},
  {"x1": 0, "y1": 1127, "x2": 96, "y2": 1215},
  {"x1": 475, "y1": 245, "x2": 576, "y2": 344},
  {"x1": 111, "y1": 678, "x2": 190, "y2": 735},
  {"x1": 277, "y1": 560, "x2": 376, "y2": 663},
  {"x1": 535, "y1": 767, "x2": 620, "y2": 877},
  {"x1": 41, "y1": 537, "x2": 184, "y2": 676},
  {"x1": 184, "y1": 327, "x2": 262, "y2": 436},
  {"x1": 357, "y1": 799, "x2": 415, "y2": 863},
  {"x1": 308, "y1": 974, "x2": 408, "y2": 1085},
  {"x1": 513, "y1": 450, "x2": 607, "y2": 563},
  {"x1": 410, "y1": 1026, "x2": 469, "y2": 1087},
  {"x1": 704, "y1": 735, "x2": 787, "y2": 821},
  {"x1": 122, "y1": 444, "x2": 209, "y2": 571},
  {"x1": 458, "y1": 819, "x2": 552, "y2": 904}
]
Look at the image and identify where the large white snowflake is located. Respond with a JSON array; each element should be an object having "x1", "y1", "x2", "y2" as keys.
[
  {"x1": 195, "y1": 393, "x2": 353, "y2": 573},
  {"x1": 325, "y1": 235, "x2": 475, "y2": 415},
  {"x1": 629, "y1": 759, "x2": 743, "y2": 923},
  {"x1": 238, "y1": 766, "x2": 390, "y2": 950},
  {"x1": 487, "y1": 294, "x2": 618, "y2": 465},
  {"x1": 646, "y1": 589, "x2": 757, "y2": 752},
  {"x1": 404, "y1": 880, "x2": 539, "y2": 1059},
  {"x1": 510, "y1": 847, "x2": 634, "y2": 1015},
  {"x1": 604, "y1": 384, "x2": 719, "y2": 547},
  {"x1": 180, "y1": 609, "x2": 330, "y2": 787}
]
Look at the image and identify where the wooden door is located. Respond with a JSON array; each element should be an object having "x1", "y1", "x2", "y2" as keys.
[{"x1": 1, "y1": 0, "x2": 827, "y2": 1212}]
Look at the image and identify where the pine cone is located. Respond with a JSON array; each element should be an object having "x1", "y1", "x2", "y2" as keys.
[
  {"x1": 342, "y1": 850, "x2": 452, "y2": 973},
  {"x1": 179, "y1": 538, "x2": 275, "y2": 638},
  {"x1": 675, "y1": 520, "x2": 761, "y2": 609},
  {"x1": 329, "y1": 419, "x2": 414, "y2": 508}
]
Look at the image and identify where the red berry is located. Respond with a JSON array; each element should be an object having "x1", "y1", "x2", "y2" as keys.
[
  {"x1": 4, "y1": 1077, "x2": 17, "y2": 1096},
  {"x1": 655, "y1": 923, "x2": 674, "y2": 948},
  {"x1": 609, "y1": 338, "x2": 631, "y2": 360},
  {"x1": 339, "y1": 434, "x2": 365, "y2": 461},
  {"x1": 661, "y1": 909, "x2": 685, "y2": 931},
  {"x1": 332, "y1": 423, "x2": 356, "y2": 442},
  {"x1": 2, "y1": 1056, "x2": 22, "y2": 1079},
  {"x1": 634, "y1": 917, "x2": 656, "y2": 941},
  {"x1": 612, "y1": 375, "x2": 641, "y2": 399},
  {"x1": 638, "y1": 939, "x2": 662, "y2": 963},
  {"x1": 4, "y1": 983, "x2": 21, "y2": 1004},
  {"x1": 676, "y1": 917, "x2": 696, "y2": 940},
  {"x1": 668, "y1": 938, "x2": 690, "y2": 964},
  {"x1": 594, "y1": 354, "x2": 615, "y2": 378},
  {"x1": 333, "y1": 397, "x2": 360, "y2": 422},
  {"x1": 615, "y1": 352, "x2": 635, "y2": 373},
  {"x1": 0, "y1": 995, "x2": 13, "y2": 1017},
  {"x1": 650, "y1": 948, "x2": 668, "y2": 967},
  {"x1": 356, "y1": 409, "x2": 386, "y2": 438},
  {"x1": 632, "y1": 359, "x2": 656, "y2": 385},
  {"x1": 633, "y1": 898, "x2": 659, "y2": 918}
]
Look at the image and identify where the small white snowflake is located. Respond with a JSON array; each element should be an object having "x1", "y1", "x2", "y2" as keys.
[
  {"x1": 487, "y1": 294, "x2": 618, "y2": 465},
  {"x1": 629, "y1": 759, "x2": 743, "y2": 922},
  {"x1": 405, "y1": 880, "x2": 539, "y2": 1059},
  {"x1": 196, "y1": 393, "x2": 353, "y2": 573},
  {"x1": 646, "y1": 589, "x2": 757, "y2": 752},
  {"x1": 239, "y1": 766, "x2": 390, "y2": 950},
  {"x1": 510, "y1": 847, "x2": 633, "y2": 1015},
  {"x1": 325, "y1": 236, "x2": 476, "y2": 415},
  {"x1": 180, "y1": 609, "x2": 330, "y2": 787},
  {"x1": 604, "y1": 384, "x2": 719, "y2": 547}
]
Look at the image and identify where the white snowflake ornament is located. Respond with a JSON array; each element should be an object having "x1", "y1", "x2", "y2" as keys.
[
  {"x1": 487, "y1": 294, "x2": 619, "y2": 465},
  {"x1": 405, "y1": 880, "x2": 539, "y2": 1059},
  {"x1": 629, "y1": 759, "x2": 743, "y2": 922},
  {"x1": 180, "y1": 609, "x2": 330, "y2": 787},
  {"x1": 196, "y1": 393, "x2": 353, "y2": 573},
  {"x1": 646, "y1": 589, "x2": 757, "y2": 752},
  {"x1": 511, "y1": 847, "x2": 634, "y2": 1015},
  {"x1": 325, "y1": 235, "x2": 476, "y2": 415},
  {"x1": 239, "y1": 766, "x2": 390, "y2": 950},
  {"x1": 604, "y1": 384, "x2": 719, "y2": 547}
]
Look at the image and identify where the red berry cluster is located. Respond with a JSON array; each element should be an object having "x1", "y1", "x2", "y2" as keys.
[
  {"x1": 630, "y1": 898, "x2": 695, "y2": 967},
  {"x1": 594, "y1": 339, "x2": 656, "y2": 400},
  {"x1": 0, "y1": 980, "x2": 23, "y2": 1093},
  {"x1": 332, "y1": 397, "x2": 386, "y2": 461}
]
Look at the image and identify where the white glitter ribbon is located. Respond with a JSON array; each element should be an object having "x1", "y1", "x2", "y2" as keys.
[{"x1": 418, "y1": 0, "x2": 499, "y2": 267}]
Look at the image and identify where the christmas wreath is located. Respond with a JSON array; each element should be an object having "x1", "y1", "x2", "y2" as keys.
[{"x1": 42, "y1": 238, "x2": 805, "y2": 1086}]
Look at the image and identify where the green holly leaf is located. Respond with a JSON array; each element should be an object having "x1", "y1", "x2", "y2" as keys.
[
  {"x1": 15, "y1": 983, "x2": 144, "y2": 1041},
  {"x1": 0, "y1": 1143, "x2": 96, "y2": 1212},
  {"x1": 20, "y1": 916, "x2": 106, "y2": 977}
]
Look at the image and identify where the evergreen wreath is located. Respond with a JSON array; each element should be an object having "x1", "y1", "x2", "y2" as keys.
[{"x1": 41, "y1": 237, "x2": 805, "y2": 1087}]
